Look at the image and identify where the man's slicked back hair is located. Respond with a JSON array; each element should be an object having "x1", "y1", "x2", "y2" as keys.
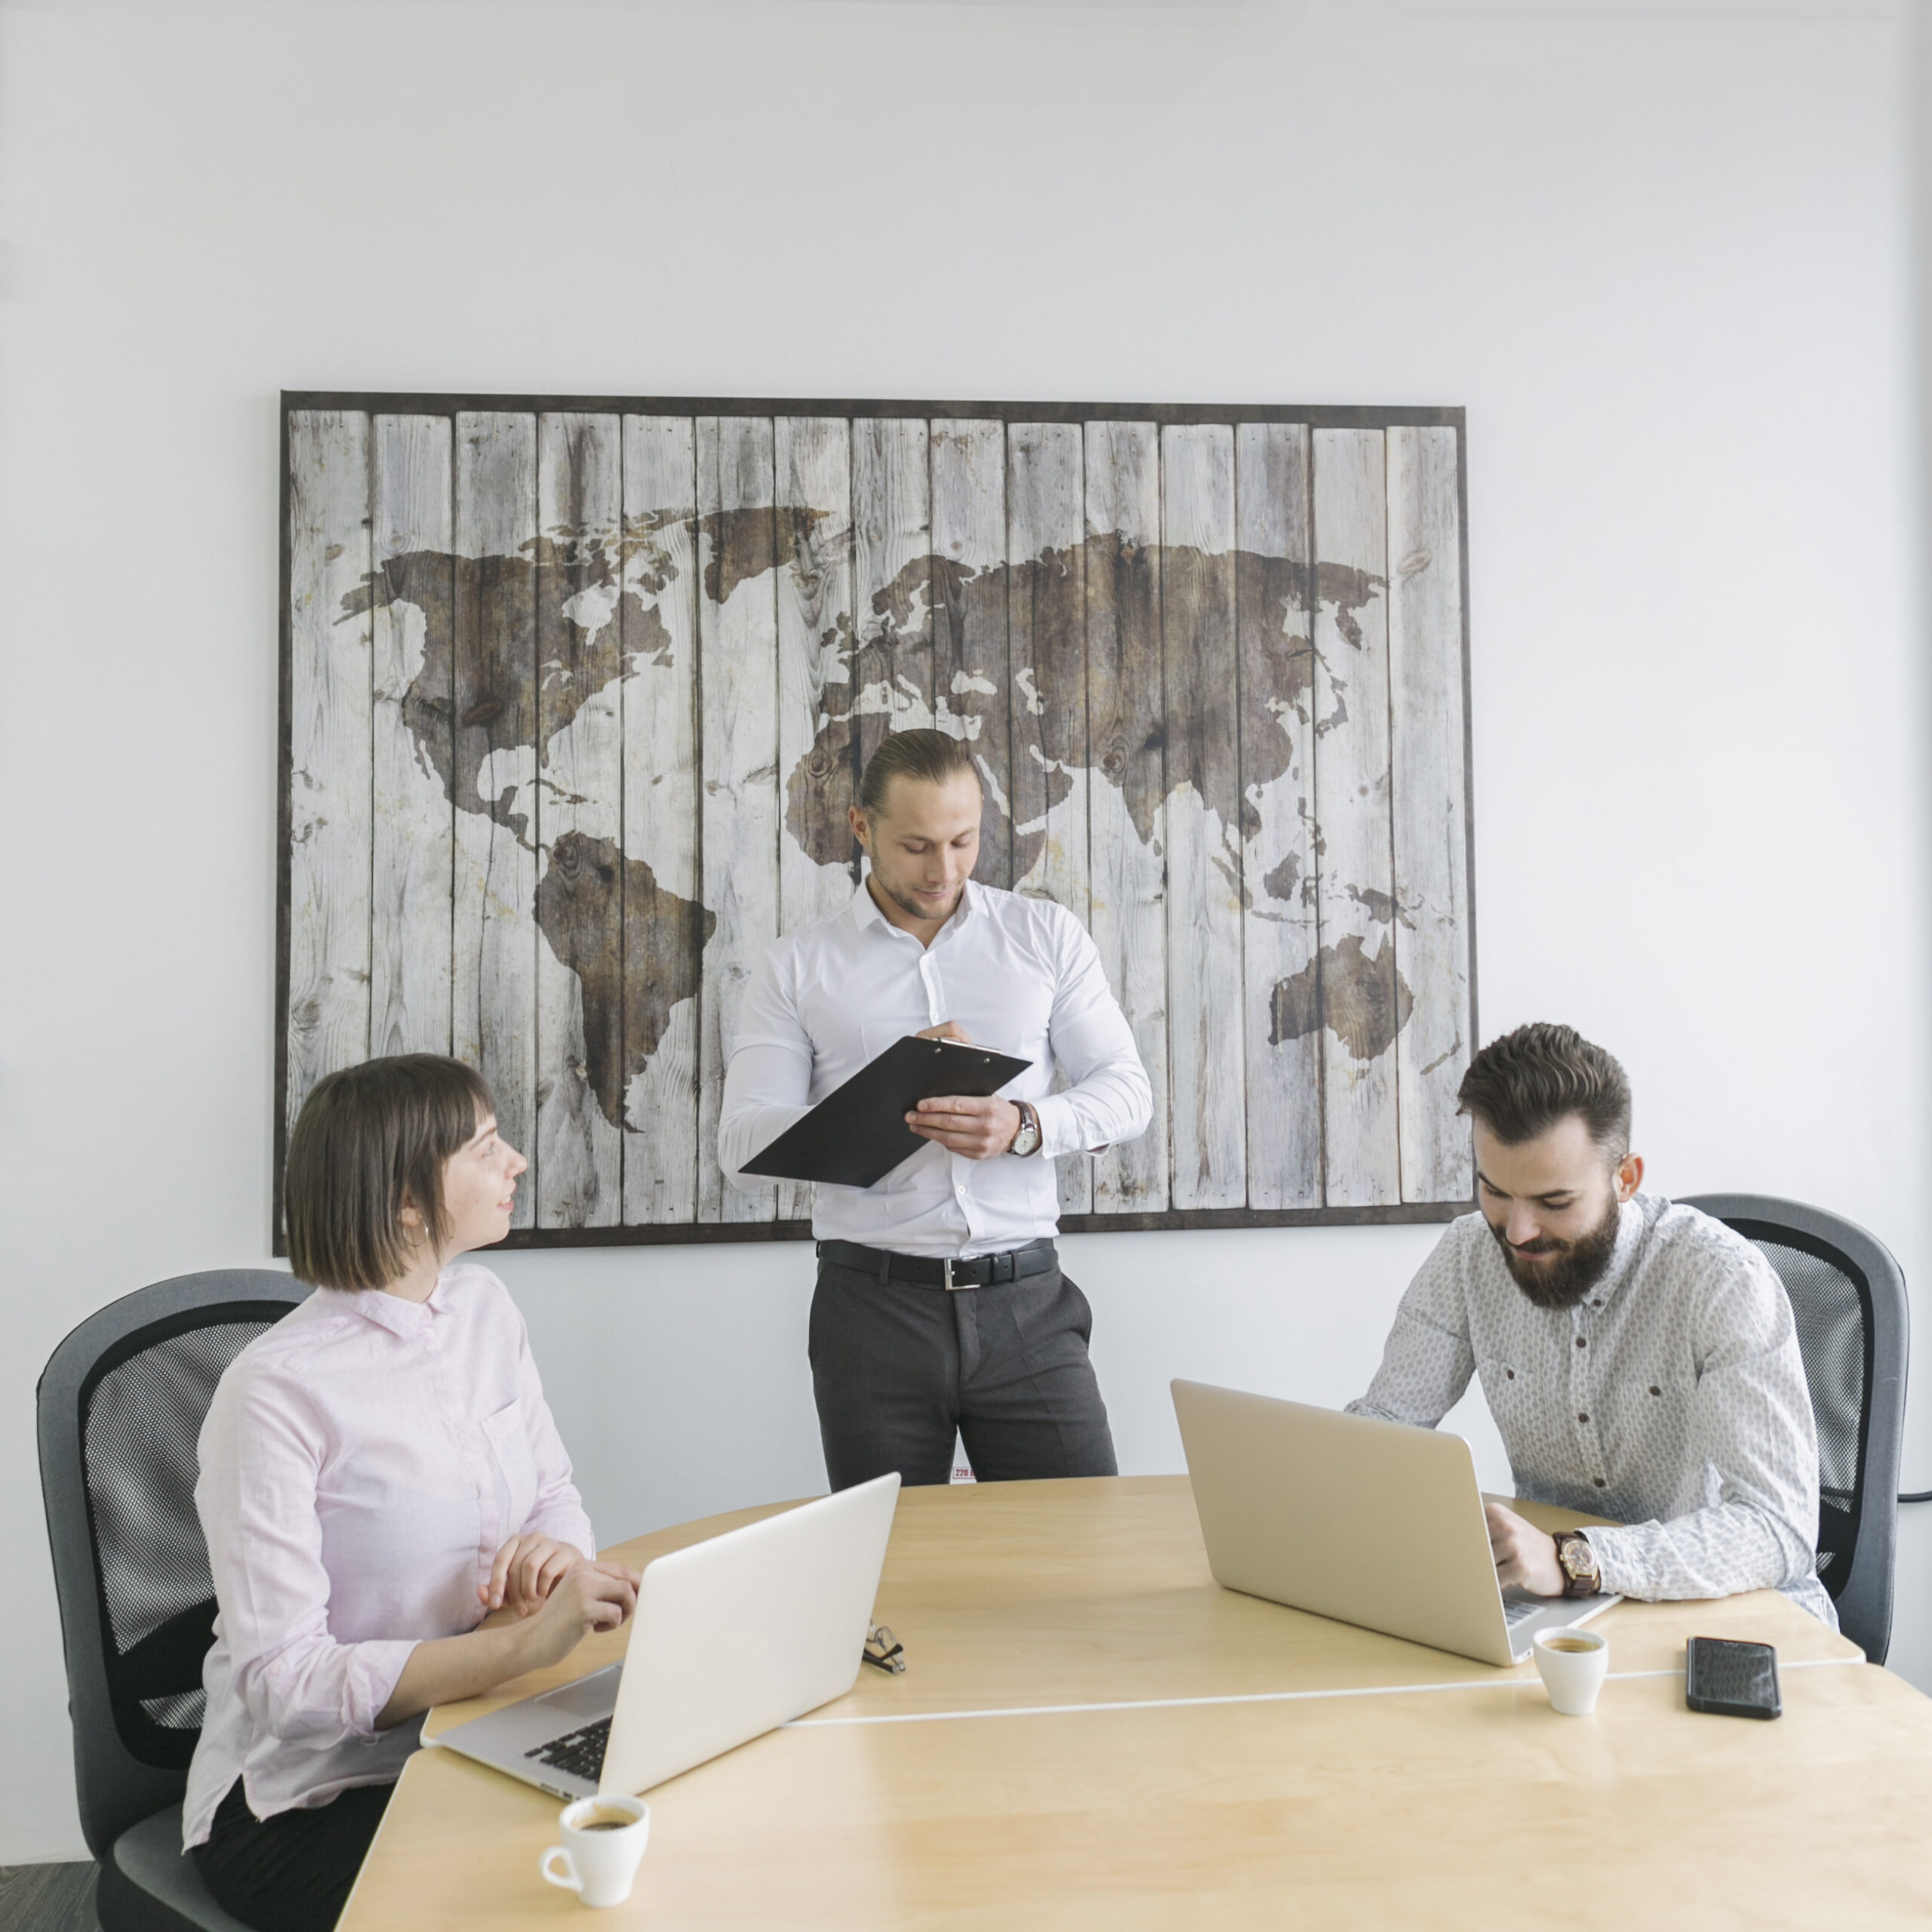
[
  {"x1": 1456, "y1": 1023, "x2": 1632, "y2": 1158},
  {"x1": 285, "y1": 1054, "x2": 496, "y2": 1291},
  {"x1": 857, "y1": 728, "x2": 982, "y2": 817}
]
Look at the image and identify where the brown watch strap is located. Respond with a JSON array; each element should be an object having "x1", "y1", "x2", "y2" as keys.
[{"x1": 1555, "y1": 1531, "x2": 1599, "y2": 1598}]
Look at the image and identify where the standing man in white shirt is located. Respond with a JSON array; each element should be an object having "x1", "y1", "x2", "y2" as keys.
[
  {"x1": 1348, "y1": 1022, "x2": 1833, "y2": 1624},
  {"x1": 720, "y1": 729, "x2": 1152, "y2": 1490}
]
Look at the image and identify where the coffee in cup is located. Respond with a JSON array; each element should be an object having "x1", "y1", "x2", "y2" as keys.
[
  {"x1": 540, "y1": 1794, "x2": 650, "y2": 1907},
  {"x1": 1533, "y1": 1625, "x2": 1610, "y2": 1715}
]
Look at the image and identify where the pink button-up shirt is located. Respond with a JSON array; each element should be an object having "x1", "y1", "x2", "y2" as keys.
[{"x1": 183, "y1": 1263, "x2": 595, "y2": 1847}]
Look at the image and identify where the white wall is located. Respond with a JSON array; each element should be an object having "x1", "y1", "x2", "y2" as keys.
[{"x1": 1, "y1": 0, "x2": 1921, "y2": 1863}]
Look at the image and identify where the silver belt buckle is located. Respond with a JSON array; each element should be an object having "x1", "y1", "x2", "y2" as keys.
[{"x1": 943, "y1": 1257, "x2": 956, "y2": 1291}]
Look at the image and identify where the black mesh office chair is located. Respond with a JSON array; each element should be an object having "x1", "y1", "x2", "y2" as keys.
[
  {"x1": 1681, "y1": 1194, "x2": 1906, "y2": 1664},
  {"x1": 38, "y1": 1269, "x2": 310, "y2": 1932}
]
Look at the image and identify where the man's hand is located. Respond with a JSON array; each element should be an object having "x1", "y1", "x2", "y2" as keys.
[
  {"x1": 907, "y1": 1021, "x2": 1026, "y2": 1158},
  {"x1": 481, "y1": 1535, "x2": 594, "y2": 1618},
  {"x1": 908, "y1": 1094, "x2": 1024, "y2": 1159},
  {"x1": 1485, "y1": 1502, "x2": 1564, "y2": 1597}
]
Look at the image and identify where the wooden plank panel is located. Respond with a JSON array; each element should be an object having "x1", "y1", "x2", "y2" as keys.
[
  {"x1": 697, "y1": 416, "x2": 781, "y2": 1225},
  {"x1": 1008, "y1": 423, "x2": 1091, "y2": 1214},
  {"x1": 1084, "y1": 420, "x2": 1168, "y2": 1214},
  {"x1": 931, "y1": 419, "x2": 1011, "y2": 887},
  {"x1": 774, "y1": 415, "x2": 857, "y2": 1221},
  {"x1": 370, "y1": 414, "x2": 454, "y2": 1060},
  {"x1": 1237, "y1": 423, "x2": 1322, "y2": 1210},
  {"x1": 776, "y1": 416, "x2": 857, "y2": 924},
  {"x1": 1310, "y1": 429, "x2": 1399, "y2": 1207},
  {"x1": 1161, "y1": 424, "x2": 1246, "y2": 1211},
  {"x1": 534, "y1": 414, "x2": 625, "y2": 1226},
  {"x1": 1386, "y1": 426, "x2": 1472, "y2": 1202},
  {"x1": 285, "y1": 410, "x2": 373, "y2": 1148},
  {"x1": 453, "y1": 412, "x2": 539, "y2": 1223},
  {"x1": 620, "y1": 416, "x2": 704, "y2": 1226},
  {"x1": 851, "y1": 417, "x2": 933, "y2": 772}
]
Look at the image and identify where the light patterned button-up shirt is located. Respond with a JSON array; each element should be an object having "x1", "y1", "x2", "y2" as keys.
[
  {"x1": 1348, "y1": 1193, "x2": 1835, "y2": 1626},
  {"x1": 719, "y1": 878, "x2": 1152, "y2": 1258},
  {"x1": 184, "y1": 1264, "x2": 595, "y2": 1847}
]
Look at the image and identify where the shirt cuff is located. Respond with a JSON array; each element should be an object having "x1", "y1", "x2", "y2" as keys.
[
  {"x1": 344, "y1": 1638, "x2": 422, "y2": 1741},
  {"x1": 1029, "y1": 1094, "x2": 1081, "y2": 1160},
  {"x1": 1574, "y1": 1525, "x2": 1641, "y2": 1600}
]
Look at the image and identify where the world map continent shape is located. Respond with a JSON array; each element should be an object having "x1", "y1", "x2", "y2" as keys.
[{"x1": 346, "y1": 515, "x2": 1404, "y2": 1136}]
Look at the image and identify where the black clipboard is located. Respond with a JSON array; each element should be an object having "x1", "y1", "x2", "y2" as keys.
[{"x1": 740, "y1": 1035, "x2": 1032, "y2": 1189}]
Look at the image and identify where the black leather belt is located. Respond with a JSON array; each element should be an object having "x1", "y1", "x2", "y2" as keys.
[{"x1": 817, "y1": 1238, "x2": 1058, "y2": 1291}]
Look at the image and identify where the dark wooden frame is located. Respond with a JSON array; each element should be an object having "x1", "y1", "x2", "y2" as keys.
[{"x1": 275, "y1": 392, "x2": 1476, "y2": 1251}]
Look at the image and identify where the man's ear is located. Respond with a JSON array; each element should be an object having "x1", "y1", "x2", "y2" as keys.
[
  {"x1": 848, "y1": 804, "x2": 871, "y2": 854},
  {"x1": 1614, "y1": 1153, "x2": 1644, "y2": 1203}
]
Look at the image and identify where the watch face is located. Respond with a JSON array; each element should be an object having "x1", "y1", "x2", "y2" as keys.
[{"x1": 1561, "y1": 1539, "x2": 1595, "y2": 1581}]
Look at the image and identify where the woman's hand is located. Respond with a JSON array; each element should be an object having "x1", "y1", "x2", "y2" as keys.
[
  {"x1": 516, "y1": 1561, "x2": 643, "y2": 1673},
  {"x1": 480, "y1": 1535, "x2": 588, "y2": 1617},
  {"x1": 375, "y1": 1559, "x2": 641, "y2": 1729}
]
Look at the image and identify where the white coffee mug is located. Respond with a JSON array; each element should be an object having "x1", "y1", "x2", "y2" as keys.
[
  {"x1": 1533, "y1": 1626, "x2": 1610, "y2": 1715},
  {"x1": 540, "y1": 1794, "x2": 651, "y2": 1909}
]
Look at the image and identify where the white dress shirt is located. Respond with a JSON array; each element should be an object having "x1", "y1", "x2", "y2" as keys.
[
  {"x1": 183, "y1": 1263, "x2": 595, "y2": 1847},
  {"x1": 1348, "y1": 1194, "x2": 1835, "y2": 1625},
  {"x1": 719, "y1": 879, "x2": 1152, "y2": 1258}
]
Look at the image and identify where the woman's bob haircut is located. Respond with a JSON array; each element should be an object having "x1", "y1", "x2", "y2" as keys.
[{"x1": 285, "y1": 1054, "x2": 497, "y2": 1291}]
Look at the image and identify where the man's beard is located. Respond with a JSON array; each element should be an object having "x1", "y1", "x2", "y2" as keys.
[
  {"x1": 1487, "y1": 1194, "x2": 1623, "y2": 1310},
  {"x1": 876, "y1": 875, "x2": 963, "y2": 924}
]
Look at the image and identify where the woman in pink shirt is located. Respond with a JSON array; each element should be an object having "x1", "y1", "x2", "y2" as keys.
[{"x1": 185, "y1": 1055, "x2": 638, "y2": 1932}]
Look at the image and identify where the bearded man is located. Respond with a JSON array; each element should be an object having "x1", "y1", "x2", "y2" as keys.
[{"x1": 1347, "y1": 1023, "x2": 1834, "y2": 1625}]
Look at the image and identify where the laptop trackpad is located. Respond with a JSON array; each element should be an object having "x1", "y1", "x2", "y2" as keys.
[{"x1": 535, "y1": 1664, "x2": 621, "y2": 1719}]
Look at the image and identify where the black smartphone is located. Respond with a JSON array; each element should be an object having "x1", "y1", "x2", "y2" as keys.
[{"x1": 1684, "y1": 1637, "x2": 1781, "y2": 1719}]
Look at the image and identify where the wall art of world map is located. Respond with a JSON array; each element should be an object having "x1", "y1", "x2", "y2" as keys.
[{"x1": 276, "y1": 397, "x2": 1475, "y2": 1246}]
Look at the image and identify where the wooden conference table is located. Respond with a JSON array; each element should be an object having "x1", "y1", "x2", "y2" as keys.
[{"x1": 341, "y1": 1476, "x2": 1932, "y2": 1930}]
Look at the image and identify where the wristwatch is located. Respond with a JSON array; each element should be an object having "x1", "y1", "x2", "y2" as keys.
[
  {"x1": 1554, "y1": 1531, "x2": 1601, "y2": 1598},
  {"x1": 1008, "y1": 1101, "x2": 1042, "y2": 1158}
]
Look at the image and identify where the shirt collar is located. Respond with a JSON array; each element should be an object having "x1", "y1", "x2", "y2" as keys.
[
  {"x1": 315, "y1": 1269, "x2": 456, "y2": 1337},
  {"x1": 846, "y1": 875, "x2": 980, "y2": 940},
  {"x1": 1580, "y1": 1197, "x2": 1647, "y2": 1312}
]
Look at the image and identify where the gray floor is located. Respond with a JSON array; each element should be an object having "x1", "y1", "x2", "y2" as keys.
[{"x1": 0, "y1": 1863, "x2": 99, "y2": 1932}]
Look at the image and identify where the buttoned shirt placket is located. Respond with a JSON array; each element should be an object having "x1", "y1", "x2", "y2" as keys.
[
  {"x1": 1571, "y1": 1277, "x2": 1611, "y2": 1497},
  {"x1": 891, "y1": 900, "x2": 982, "y2": 1250}
]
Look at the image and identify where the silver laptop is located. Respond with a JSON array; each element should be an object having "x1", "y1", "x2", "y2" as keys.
[
  {"x1": 435, "y1": 1472, "x2": 900, "y2": 1798},
  {"x1": 1171, "y1": 1381, "x2": 1617, "y2": 1666}
]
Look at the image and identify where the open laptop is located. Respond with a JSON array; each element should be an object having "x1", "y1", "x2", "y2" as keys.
[
  {"x1": 435, "y1": 1472, "x2": 900, "y2": 1798},
  {"x1": 1171, "y1": 1381, "x2": 1618, "y2": 1666}
]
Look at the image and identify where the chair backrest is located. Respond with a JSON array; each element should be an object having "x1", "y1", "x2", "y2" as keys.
[
  {"x1": 1680, "y1": 1194, "x2": 1907, "y2": 1664},
  {"x1": 38, "y1": 1269, "x2": 310, "y2": 1857}
]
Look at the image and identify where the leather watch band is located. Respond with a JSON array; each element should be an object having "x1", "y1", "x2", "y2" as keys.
[{"x1": 1555, "y1": 1531, "x2": 1599, "y2": 1598}]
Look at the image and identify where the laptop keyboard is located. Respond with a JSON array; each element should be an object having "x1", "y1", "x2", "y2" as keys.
[
  {"x1": 525, "y1": 1717, "x2": 611, "y2": 1783},
  {"x1": 1502, "y1": 1597, "x2": 1545, "y2": 1628}
]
